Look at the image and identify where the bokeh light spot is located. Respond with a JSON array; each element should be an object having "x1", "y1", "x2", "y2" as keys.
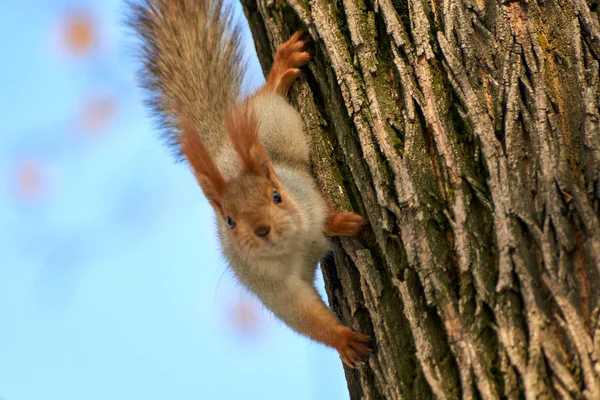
[
  {"x1": 228, "y1": 296, "x2": 264, "y2": 339},
  {"x1": 9, "y1": 158, "x2": 48, "y2": 201},
  {"x1": 62, "y1": 12, "x2": 97, "y2": 56},
  {"x1": 78, "y1": 93, "x2": 118, "y2": 135}
]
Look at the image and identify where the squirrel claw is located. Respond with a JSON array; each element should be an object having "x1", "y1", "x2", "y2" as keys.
[
  {"x1": 290, "y1": 34, "x2": 310, "y2": 53},
  {"x1": 336, "y1": 328, "x2": 371, "y2": 368}
]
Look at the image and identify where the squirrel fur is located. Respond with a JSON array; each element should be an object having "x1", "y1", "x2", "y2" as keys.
[{"x1": 130, "y1": 0, "x2": 371, "y2": 367}]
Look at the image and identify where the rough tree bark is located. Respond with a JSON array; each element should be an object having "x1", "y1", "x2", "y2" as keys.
[{"x1": 241, "y1": 0, "x2": 600, "y2": 398}]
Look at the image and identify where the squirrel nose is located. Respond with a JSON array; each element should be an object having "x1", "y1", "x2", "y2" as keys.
[{"x1": 254, "y1": 225, "x2": 271, "y2": 238}]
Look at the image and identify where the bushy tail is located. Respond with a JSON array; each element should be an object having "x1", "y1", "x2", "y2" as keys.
[{"x1": 129, "y1": 0, "x2": 245, "y2": 160}]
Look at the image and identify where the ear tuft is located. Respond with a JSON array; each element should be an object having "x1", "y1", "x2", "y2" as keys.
[
  {"x1": 226, "y1": 104, "x2": 275, "y2": 180},
  {"x1": 179, "y1": 118, "x2": 227, "y2": 214}
]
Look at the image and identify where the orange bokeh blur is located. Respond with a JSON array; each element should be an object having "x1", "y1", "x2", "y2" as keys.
[
  {"x1": 62, "y1": 12, "x2": 96, "y2": 55},
  {"x1": 11, "y1": 158, "x2": 47, "y2": 201}
]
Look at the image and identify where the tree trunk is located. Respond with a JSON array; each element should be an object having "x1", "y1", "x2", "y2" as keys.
[{"x1": 241, "y1": 0, "x2": 600, "y2": 398}]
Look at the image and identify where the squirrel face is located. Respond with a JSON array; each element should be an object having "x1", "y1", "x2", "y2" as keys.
[
  {"x1": 218, "y1": 173, "x2": 302, "y2": 260},
  {"x1": 179, "y1": 105, "x2": 304, "y2": 260}
]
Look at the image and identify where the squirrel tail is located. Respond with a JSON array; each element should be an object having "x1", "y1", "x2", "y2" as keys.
[{"x1": 129, "y1": 0, "x2": 245, "y2": 160}]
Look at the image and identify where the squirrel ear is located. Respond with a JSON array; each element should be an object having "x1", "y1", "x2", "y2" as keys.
[
  {"x1": 179, "y1": 118, "x2": 227, "y2": 216},
  {"x1": 197, "y1": 176, "x2": 225, "y2": 216},
  {"x1": 227, "y1": 104, "x2": 278, "y2": 183},
  {"x1": 248, "y1": 145, "x2": 276, "y2": 182}
]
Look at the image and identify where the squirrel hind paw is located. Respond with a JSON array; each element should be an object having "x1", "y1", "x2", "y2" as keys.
[
  {"x1": 336, "y1": 329, "x2": 372, "y2": 368},
  {"x1": 289, "y1": 51, "x2": 311, "y2": 68},
  {"x1": 263, "y1": 31, "x2": 312, "y2": 95},
  {"x1": 288, "y1": 30, "x2": 311, "y2": 50},
  {"x1": 278, "y1": 31, "x2": 312, "y2": 69}
]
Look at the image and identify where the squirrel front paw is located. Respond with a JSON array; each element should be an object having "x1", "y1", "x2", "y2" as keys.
[
  {"x1": 265, "y1": 31, "x2": 311, "y2": 95},
  {"x1": 325, "y1": 212, "x2": 369, "y2": 237},
  {"x1": 335, "y1": 328, "x2": 371, "y2": 368}
]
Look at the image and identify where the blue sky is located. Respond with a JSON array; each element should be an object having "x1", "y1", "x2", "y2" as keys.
[{"x1": 0, "y1": 1, "x2": 348, "y2": 399}]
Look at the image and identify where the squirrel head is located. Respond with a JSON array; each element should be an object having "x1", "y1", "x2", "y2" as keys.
[{"x1": 179, "y1": 106, "x2": 303, "y2": 259}]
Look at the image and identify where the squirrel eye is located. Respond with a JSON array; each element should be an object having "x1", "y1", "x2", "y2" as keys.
[
  {"x1": 273, "y1": 191, "x2": 282, "y2": 204},
  {"x1": 226, "y1": 217, "x2": 236, "y2": 229}
]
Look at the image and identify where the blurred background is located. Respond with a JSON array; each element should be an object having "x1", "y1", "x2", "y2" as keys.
[{"x1": 0, "y1": 0, "x2": 348, "y2": 399}]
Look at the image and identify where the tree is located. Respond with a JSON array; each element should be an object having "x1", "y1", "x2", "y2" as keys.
[{"x1": 241, "y1": 0, "x2": 600, "y2": 399}]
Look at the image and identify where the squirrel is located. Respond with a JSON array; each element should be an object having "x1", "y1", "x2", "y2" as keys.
[{"x1": 130, "y1": 0, "x2": 371, "y2": 367}]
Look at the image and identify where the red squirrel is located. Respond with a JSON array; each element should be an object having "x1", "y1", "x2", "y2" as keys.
[{"x1": 130, "y1": 0, "x2": 371, "y2": 367}]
